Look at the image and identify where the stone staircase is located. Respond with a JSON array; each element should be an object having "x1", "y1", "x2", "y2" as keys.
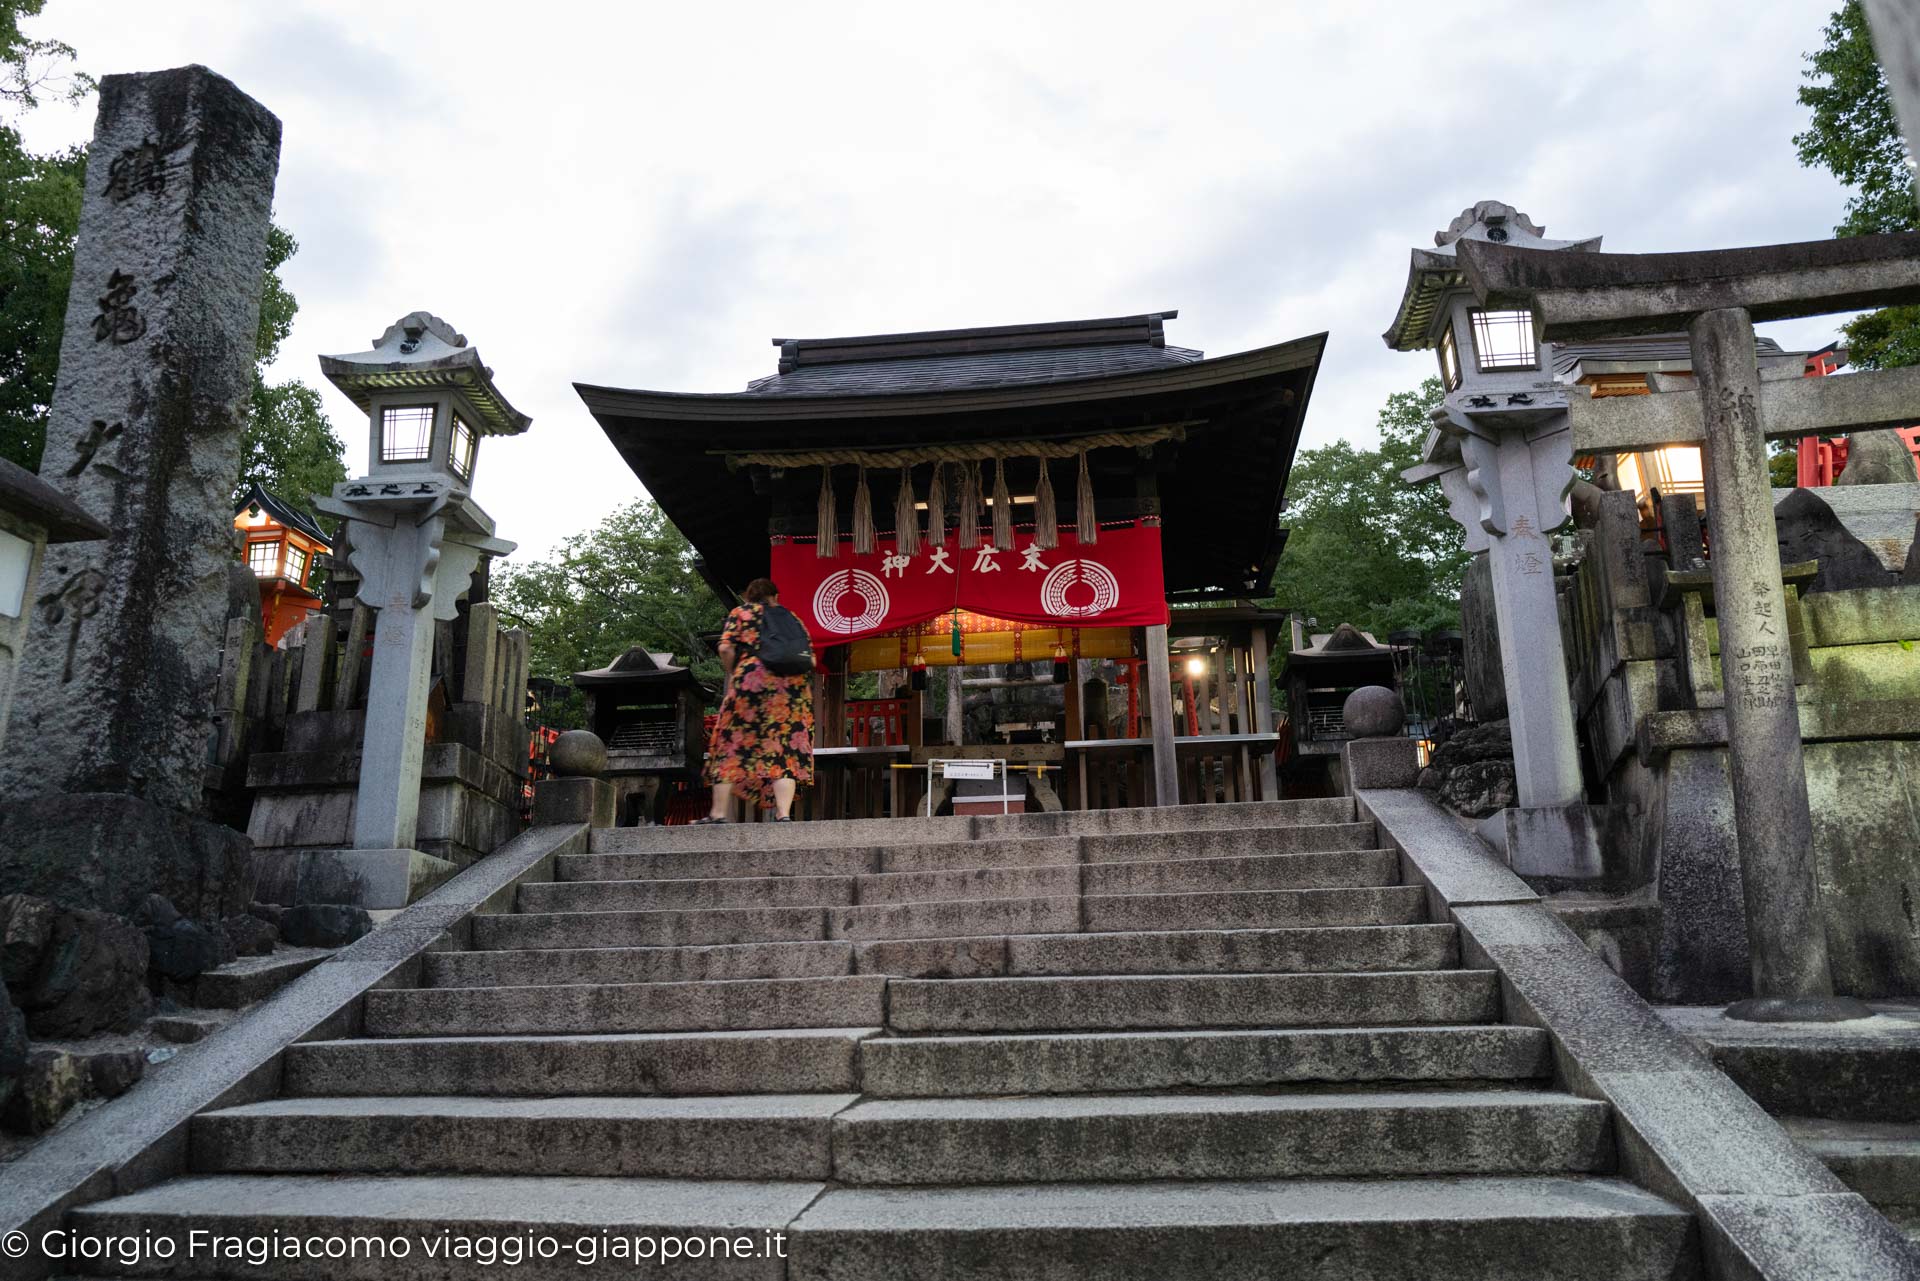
[{"x1": 66, "y1": 798, "x2": 1700, "y2": 1279}]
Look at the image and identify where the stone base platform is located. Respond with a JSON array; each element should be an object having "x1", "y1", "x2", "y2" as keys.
[{"x1": 253, "y1": 847, "x2": 456, "y2": 910}]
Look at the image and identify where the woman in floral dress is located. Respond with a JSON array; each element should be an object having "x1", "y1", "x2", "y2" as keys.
[{"x1": 700, "y1": 578, "x2": 814, "y2": 822}]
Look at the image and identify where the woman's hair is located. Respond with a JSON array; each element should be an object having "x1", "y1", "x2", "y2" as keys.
[{"x1": 742, "y1": 577, "x2": 779, "y2": 604}]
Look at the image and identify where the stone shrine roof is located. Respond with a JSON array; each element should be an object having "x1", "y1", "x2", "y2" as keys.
[
  {"x1": 319, "y1": 311, "x2": 531, "y2": 437},
  {"x1": 1383, "y1": 201, "x2": 1602, "y2": 353}
]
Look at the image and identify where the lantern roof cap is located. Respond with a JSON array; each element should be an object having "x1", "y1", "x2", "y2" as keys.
[
  {"x1": 1383, "y1": 202, "x2": 1601, "y2": 353},
  {"x1": 234, "y1": 482, "x2": 330, "y2": 545},
  {"x1": 319, "y1": 311, "x2": 531, "y2": 437}
]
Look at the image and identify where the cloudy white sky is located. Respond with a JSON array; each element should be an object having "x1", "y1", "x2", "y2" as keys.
[{"x1": 18, "y1": 0, "x2": 1861, "y2": 562}]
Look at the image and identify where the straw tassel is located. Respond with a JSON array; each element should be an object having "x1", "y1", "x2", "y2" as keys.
[
  {"x1": 991, "y1": 456, "x2": 1013, "y2": 549},
  {"x1": 926, "y1": 462, "x2": 948, "y2": 548},
  {"x1": 1076, "y1": 449, "x2": 1098, "y2": 545},
  {"x1": 851, "y1": 467, "x2": 875, "y2": 555},
  {"x1": 893, "y1": 465, "x2": 920, "y2": 557},
  {"x1": 816, "y1": 466, "x2": 838, "y2": 558},
  {"x1": 958, "y1": 461, "x2": 981, "y2": 549},
  {"x1": 1033, "y1": 456, "x2": 1058, "y2": 550}
]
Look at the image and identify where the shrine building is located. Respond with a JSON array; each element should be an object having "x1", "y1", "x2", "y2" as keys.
[
  {"x1": 578, "y1": 312, "x2": 1325, "y2": 820},
  {"x1": 233, "y1": 484, "x2": 331, "y2": 647}
]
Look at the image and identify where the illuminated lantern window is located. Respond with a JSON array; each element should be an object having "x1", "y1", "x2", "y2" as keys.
[
  {"x1": 450, "y1": 413, "x2": 477, "y2": 482},
  {"x1": 380, "y1": 405, "x2": 436, "y2": 463},
  {"x1": 1437, "y1": 324, "x2": 1463, "y2": 391},
  {"x1": 1469, "y1": 308, "x2": 1539, "y2": 372},
  {"x1": 246, "y1": 539, "x2": 280, "y2": 576}
]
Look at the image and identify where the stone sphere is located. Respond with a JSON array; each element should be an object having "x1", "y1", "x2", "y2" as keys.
[
  {"x1": 549, "y1": 730, "x2": 608, "y2": 778},
  {"x1": 1343, "y1": 685, "x2": 1406, "y2": 739}
]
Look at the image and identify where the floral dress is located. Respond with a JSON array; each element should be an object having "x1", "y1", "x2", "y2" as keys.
[{"x1": 704, "y1": 603, "x2": 815, "y2": 807}]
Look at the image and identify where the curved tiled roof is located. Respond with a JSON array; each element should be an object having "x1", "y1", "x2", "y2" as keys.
[{"x1": 744, "y1": 343, "x2": 1205, "y2": 396}]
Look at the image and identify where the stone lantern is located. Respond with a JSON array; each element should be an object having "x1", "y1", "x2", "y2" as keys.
[
  {"x1": 1385, "y1": 202, "x2": 1607, "y2": 879},
  {"x1": 0, "y1": 460, "x2": 109, "y2": 749},
  {"x1": 312, "y1": 312, "x2": 527, "y2": 904}
]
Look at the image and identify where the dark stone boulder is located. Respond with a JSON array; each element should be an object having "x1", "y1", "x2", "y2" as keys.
[
  {"x1": 0, "y1": 793, "x2": 255, "y2": 922},
  {"x1": 81, "y1": 1046, "x2": 145, "y2": 1100},
  {"x1": 1, "y1": 1049, "x2": 86, "y2": 1134},
  {"x1": 0, "y1": 984, "x2": 27, "y2": 1115},
  {"x1": 1904, "y1": 516, "x2": 1920, "y2": 586},
  {"x1": 247, "y1": 901, "x2": 285, "y2": 927},
  {"x1": 1773, "y1": 488, "x2": 1897, "y2": 595},
  {"x1": 10, "y1": 899, "x2": 150, "y2": 1038},
  {"x1": 222, "y1": 912, "x2": 277, "y2": 956},
  {"x1": 1418, "y1": 719, "x2": 1518, "y2": 819},
  {"x1": 133, "y1": 895, "x2": 228, "y2": 984},
  {"x1": 1835, "y1": 429, "x2": 1919, "y2": 486},
  {"x1": 0, "y1": 891, "x2": 54, "y2": 986},
  {"x1": 279, "y1": 903, "x2": 373, "y2": 948}
]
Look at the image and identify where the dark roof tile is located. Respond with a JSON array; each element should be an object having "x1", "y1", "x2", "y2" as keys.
[{"x1": 745, "y1": 343, "x2": 1204, "y2": 396}]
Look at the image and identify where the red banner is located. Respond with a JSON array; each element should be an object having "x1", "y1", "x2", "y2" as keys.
[{"x1": 769, "y1": 523, "x2": 1168, "y2": 646}]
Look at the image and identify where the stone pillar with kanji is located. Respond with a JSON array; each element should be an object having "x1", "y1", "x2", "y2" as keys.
[{"x1": 0, "y1": 66, "x2": 280, "y2": 922}]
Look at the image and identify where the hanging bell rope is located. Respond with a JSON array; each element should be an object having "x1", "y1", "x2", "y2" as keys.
[
  {"x1": 851, "y1": 467, "x2": 876, "y2": 556},
  {"x1": 893, "y1": 465, "x2": 920, "y2": 557},
  {"x1": 720, "y1": 422, "x2": 1190, "y2": 469},
  {"x1": 816, "y1": 465, "x2": 838, "y2": 559},
  {"x1": 990, "y1": 456, "x2": 1013, "y2": 550},
  {"x1": 1033, "y1": 455, "x2": 1058, "y2": 550},
  {"x1": 926, "y1": 462, "x2": 948, "y2": 548},
  {"x1": 958, "y1": 460, "x2": 981, "y2": 550},
  {"x1": 1076, "y1": 450, "x2": 1098, "y2": 545}
]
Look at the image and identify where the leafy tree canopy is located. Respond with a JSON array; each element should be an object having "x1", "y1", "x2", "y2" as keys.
[
  {"x1": 1795, "y1": 1, "x2": 1920, "y2": 370},
  {"x1": 1265, "y1": 377, "x2": 1467, "y2": 639},
  {"x1": 492, "y1": 501, "x2": 730, "y2": 725},
  {"x1": 0, "y1": 1, "x2": 344, "y2": 513}
]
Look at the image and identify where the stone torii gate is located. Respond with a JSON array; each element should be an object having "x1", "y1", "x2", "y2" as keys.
[{"x1": 1457, "y1": 230, "x2": 1920, "y2": 1022}]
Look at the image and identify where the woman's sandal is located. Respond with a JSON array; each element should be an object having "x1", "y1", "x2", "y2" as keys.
[{"x1": 691, "y1": 815, "x2": 729, "y2": 825}]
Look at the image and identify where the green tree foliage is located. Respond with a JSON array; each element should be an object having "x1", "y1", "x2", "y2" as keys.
[
  {"x1": 1795, "y1": 1, "x2": 1920, "y2": 370},
  {"x1": 0, "y1": 3, "x2": 344, "y2": 509},
  {"x1": 1266, "y1": 377, "x2": 1468, "y2": 638},
  {"x1": 492, "y1": 501, "x2": 730, "y2": 724}
]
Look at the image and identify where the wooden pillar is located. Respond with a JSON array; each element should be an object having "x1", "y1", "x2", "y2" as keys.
[
  {"x1": 1250, "y1": 624, "x2": 1279, "y2": 799},
  {"x1": 1145, "y1": 623, "x2": 1179, "y2": 807}
]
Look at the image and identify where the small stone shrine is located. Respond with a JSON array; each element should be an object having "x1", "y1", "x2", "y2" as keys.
[
  {"x1": 0, "y1": 66, "x2": 280, "y2": 923},
  {"x1": 571, "y1": 646, "x2": 707, "y2": 826}
]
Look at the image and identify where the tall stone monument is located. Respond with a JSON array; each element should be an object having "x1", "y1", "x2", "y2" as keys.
[
  {"x1": 305, "y1": 313, "x2": 526, "y2": 907},
  {"x1": 0, "y1": 67, "x2": 280, "y2": 921},
  {"x1": 1386, "y1": 202, "x2": 1609, "y2": 881}
]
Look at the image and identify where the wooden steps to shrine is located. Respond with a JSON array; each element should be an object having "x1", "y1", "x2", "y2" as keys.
[{"x1": 65, "y1": 796, "x2": 1703, "y2": 1280}]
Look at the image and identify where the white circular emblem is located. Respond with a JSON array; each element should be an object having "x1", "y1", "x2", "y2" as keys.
[
  {"x1": 1040, "y1": 559, "x2": 1120, "y2": 618},
  {"x1": 812, "y1": 569, "x2": 891, "y2": 634}
]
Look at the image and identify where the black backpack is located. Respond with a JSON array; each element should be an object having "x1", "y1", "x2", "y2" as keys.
[{"x1": 757, "y1": 604, "x2": 816, "y2": 676}]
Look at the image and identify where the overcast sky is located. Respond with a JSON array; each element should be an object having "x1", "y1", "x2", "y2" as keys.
[{"x1": 18, "y1": 0, "x2": 1861, "y2": 563}]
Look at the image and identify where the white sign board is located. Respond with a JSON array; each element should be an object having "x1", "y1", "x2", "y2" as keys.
[{"x1": 941, "y1": 760, "x2": 997, "y2": 781}]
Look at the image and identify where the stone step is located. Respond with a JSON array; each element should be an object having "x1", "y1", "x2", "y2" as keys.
[
  {"x1": 69, "y1": 1173, "x2": 817, "y2": 1280},
  {"x1": 473, "y1": 904, "x2": 831, "y2": 951},
  {"x1": 858, "y1": 1025, "x2": 1553, "y2": 1096},
  {"x1": 192, "y1": 1094, "x2": 857, "y2": 1180},
  {"x1": 1079, "y1": 847, "x2": 1399, "y2": 895},
  {"x1": 826, "y1": 895, "x2": 1082, "y2": 942},
  {"x1": 1080, "y1": 885, "x2": 1426, "y2": 933},
  {"x1": 849, "y1": 863, "x2": 1082, "y2": 905},
  {"x1": 427, "y1": 940, "x2": 858, "y2": 987},
  {"x1": 424, "y1": 923, "x2": 1462, "y2": 989},
  {"x1": 968, "y1": 796, "x2": 1359, "y2": 840},
  {"x1": 191, "y1": 948, "x2": 330, "y2": 1010},
  {"x1": 559, "y1": 836, "x2": 1080, "y2": 883},
  {"x1": 785, "y1": 1176, "x2": 1699, "y2": 1281},
  {"x1": 365, "y1": 975, "x2": 888, "y2": 1037},
  {"x1": 886, "y1": 970, "x2": 1500, "y2": 1033},
  {"x1": 286, "y1": 1028, "x2": 880, "y2": 1097},
  {"x1": 1781, "y1": 1116, "x2": 1920, "y2": 1222},
  {"x1": 1077, "y1": 821, "x2": 1380, "y2": 864},
  {"x1": 518, "y1": 872, "x2": 858, "y2": 914},
  {"x1": 829, "y1": 1089, "x2": 1613, "y2": 1184}
]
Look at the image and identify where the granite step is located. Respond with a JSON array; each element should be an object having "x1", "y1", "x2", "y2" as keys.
[
  {"x1": 427, "y1": 939, "x2": 858, "y2": 987},
  {"x1": 886, "y1": 969, "x2": 1500, "y2": 1033},
  {"x1": 286, "y1": 1027, "x2": 880, "y2": 1097},
  {"x1": 966, "y1": 796, "x2": 1358, "y2": 840},
  {"x1": 559, "y1": 836, "x2": 1080, "y2": 883},
  {"x1": 1080, "y1": 885, "x2": 1425, "y2": 933},
  {"x1": 1078, "y1": 847, "x2": 1399, "y2": 895},
  {"x1": 857, "y1": 1025, "x2": 1553, "y2": 1096},
  {"x1": 69, "y1": 1173, "x2": 817, "y2": 1280},
  {"x1": 1076, "y1": 821, "x2": 1379, "y2": 863},
  {"x1": 192, "y1": 1094, "x2": 857, "y2": 1179},
  {"x1": 517, "y1": 872, "x2": 858, "y2": 914},
  {"x1": 1781, "y1": 1116, "x2": 1920, "y2": 1225},
  {"x1": 191, "y1": 948, "x2": 330, "y2": 1010},
  {"x1": 424, "y1": 923, "x2": 1462, "y2": 989},
  {"x1": 784, "y1": 1176, "x2": 1699, "y2": 1281},
  {"x1": 365, "y1": 975, "x2": 888, "y2": 1037},
  {"x1": 828, "y1": 1089, "x2": 1613, "y2": 1184},
  {"x1": 472, "y1": 904, "x2": 830, "y2": 951}
]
